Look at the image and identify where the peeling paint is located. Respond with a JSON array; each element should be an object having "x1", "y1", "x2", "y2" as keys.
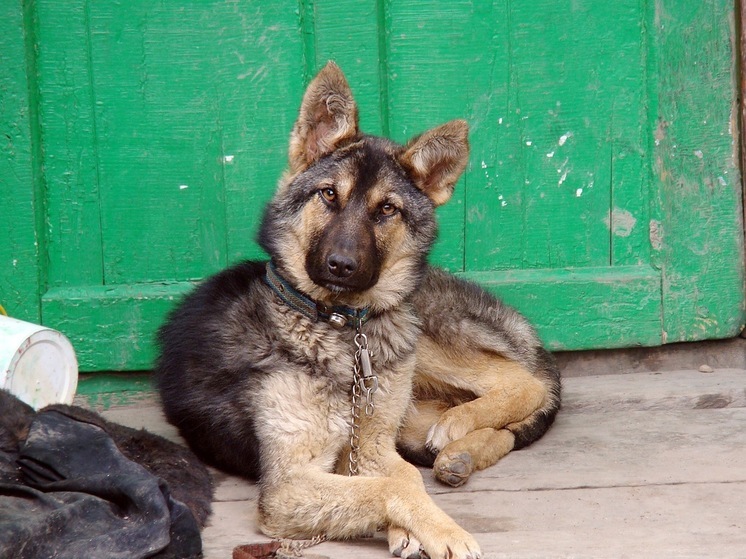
[
  {"x1": 604, "y1": 208, "x2": 637, "y2": 237},
  {"x1": 649, "y1": 220, "x2": 663, "y2": 251}
]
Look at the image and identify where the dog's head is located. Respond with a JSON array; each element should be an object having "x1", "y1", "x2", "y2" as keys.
[{"x1": 259, "y1": 62, "x2": 469, "y2": 312}]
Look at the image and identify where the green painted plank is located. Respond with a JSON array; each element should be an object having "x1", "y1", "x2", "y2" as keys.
[
  {"x1": 387, "y1": 0, "x2": 489, "y2": 271},
  {"x1": 90, "y1": 2, "x2": 230, "y2": 284},
  {"x1": 651, "y1": 0, "x2": 745, "y2": 342},
  {"x1": 464, "y1": 0, "x2": 648, "y2": 271},
  {"x1": 218, "y1": 4, "x2": 305, "y2": 263},
  {"x1": 42, "y1": 282, "x2": 194, "y2": 371},
  {"x1": 460, "y1": 265, "x2": 663, "y2": 350},
  {"x1": 65, "y1": 2, "x2": 303, "y2": 281},
  {"x1": 0, "y1": 0, "x2": 42, "y2": 322},
  {"x1": 75, "y1": 372, "x2": 153, "y2": 409},
  {"x1": 43, "y1": 266, "x2": 660, "y2": 371},
  {"x1": 34, "y1": 1, "x2": 104, "y2": 289},
  {"x1": 310, "y1": 0, "x2": 387, "y2": 136}
]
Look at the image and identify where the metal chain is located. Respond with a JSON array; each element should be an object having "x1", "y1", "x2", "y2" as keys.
[
  {"x1": 275, "y1": 535, "x2": 327, "y2": 558},
  {"x1": 348, "y1": 325, "x2": 378, "y2": 476}
]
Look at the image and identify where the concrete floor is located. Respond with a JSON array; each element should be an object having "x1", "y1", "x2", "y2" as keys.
[{"x1": 97, "y1": 361, "x2": 746, "y2": 559}]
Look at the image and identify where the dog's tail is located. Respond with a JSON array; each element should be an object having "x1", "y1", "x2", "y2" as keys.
[{"x1": 508, "y1": 348, "x2": 561, "y2": 450}]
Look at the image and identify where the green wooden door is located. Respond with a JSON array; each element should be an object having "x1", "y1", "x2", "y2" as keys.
[{"x1": 2, "y1": 0, "x2": 744, "y2": 371}]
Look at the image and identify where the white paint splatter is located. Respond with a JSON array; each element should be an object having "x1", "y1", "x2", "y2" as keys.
[
  {"x1": 481, "y1": 161, "x2": 487, "y2": 169},
  {"x1": 575, "y1": 188, "x2": 583, "y2": 197},
  {"x1": 501, "y1": 200, "x2": 507, "y2": 207},
  {"x1": 12, "y1": 259, "x2": 18, "y2": 267},
  {"x1": 558, "y1": 132, "x2": 572, "y2": 146},
  {"x1": 498, "y1": 117, "x2": 503, "y2": 125},
  {"x1": 179, "y1": 185, "x2": 189, "y2": 190},
  {"x1": 694, "y1": 150, "x2": 703, "y2": 159},
  {"x1": 525, "y1": 140, "x2": 532, "y2": 146},
  {"x1": 718, "y1": 176, "x2": 727, "y2": 186},
  {"x1": 546, "y1": 151, "x2": 555, "y2": 158},
  {"x1": 558, "y1": 169, "x2": 569, "y2": 186},
  {"x1": 223, "y1": 155, "x2": 235, "y2": 164}
]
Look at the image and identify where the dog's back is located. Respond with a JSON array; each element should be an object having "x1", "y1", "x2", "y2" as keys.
[{"x1": 156, "y1": 260, "x2": 267, "y2": 479}]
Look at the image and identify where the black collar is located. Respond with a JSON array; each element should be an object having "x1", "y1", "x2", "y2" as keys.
[{"x1": 264, "y1": 261, "x2": 371, "y2": 329}]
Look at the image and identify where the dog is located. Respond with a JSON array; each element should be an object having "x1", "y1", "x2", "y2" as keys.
[{"x1": 155, "y1": 61, "x2": 561, "y2": 559}]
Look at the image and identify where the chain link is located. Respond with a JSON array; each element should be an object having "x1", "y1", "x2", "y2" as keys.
[
  {"x1": 348, "y1": 326, "x2": 377, "y2": 476},
  {"x1": 275, "y1": 535, "x2": 327, "y2": 557}
]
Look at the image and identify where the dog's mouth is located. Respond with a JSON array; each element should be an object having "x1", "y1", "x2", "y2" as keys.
[
  {"x1": 305, "y1": 267, "x2": 380, "y2": 300},
  {"x1": 313, "y1": 274, "x2": 377, "y2": 296},
  {"x1": 320, "y1": 281, "x2": 356, "y2": 294}
]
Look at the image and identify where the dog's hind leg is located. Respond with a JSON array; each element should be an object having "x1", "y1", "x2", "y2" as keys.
[
  {"x1": 412, "y1": 335, "x2": 556, "y2": 485},
  {"x1": 423, "y1": 361, "x2": 548, "y2": 453}
]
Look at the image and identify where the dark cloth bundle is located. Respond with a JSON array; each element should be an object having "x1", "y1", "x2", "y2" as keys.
[{"x1": 0, "y1": 391, "x2": 213, "y2": 559}]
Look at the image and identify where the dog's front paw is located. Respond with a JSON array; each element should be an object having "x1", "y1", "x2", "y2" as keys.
[
  {"x1": 421, "y1": 528, "x2": 481, "y2": 559},
  {"x1": 388, "y1": 527, "x2": 427, "y2": 559},
  {"x1": 425, "y1": 409, "x2": 473, "y2": 454}
]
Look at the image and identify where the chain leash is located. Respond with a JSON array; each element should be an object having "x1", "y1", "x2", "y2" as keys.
[
  {"x1": 274, "y1": 535, "x2": 327, "y2": 558},
  {"x1": 348, "y1": 321, "x2": 378, "y2": 476}
]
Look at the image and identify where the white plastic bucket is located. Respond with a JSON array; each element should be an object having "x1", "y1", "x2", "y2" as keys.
[{"x1": 0, "y1": 315, "x2": 78, "y2": 410}]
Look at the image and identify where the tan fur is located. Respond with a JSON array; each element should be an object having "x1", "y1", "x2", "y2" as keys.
[
  {"x1": 249, "y1": 295, "x2": 480, "y2": 559},
  {"x1": 407, "y1": 335, "x2": 549, "y2": 484},
  {"x1": 400, "y1": 120, "x2": 470, "y2": 206}
]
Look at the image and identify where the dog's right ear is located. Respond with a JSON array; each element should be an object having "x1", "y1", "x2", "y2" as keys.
[{"x1": 288, "y1": 62, "x2": 359, "y2": 174}]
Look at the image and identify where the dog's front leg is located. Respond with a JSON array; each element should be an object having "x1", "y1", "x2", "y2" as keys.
[
  {"x1": 354, "y1": 418, "x2": 459, "y2": 559},
  {"x1": 258, "y1": 468, "x2": 480, "y2": 559}
]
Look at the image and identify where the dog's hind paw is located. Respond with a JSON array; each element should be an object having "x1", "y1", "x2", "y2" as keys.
[
  {"x1": 434, "y1": 451, "x2": 473, "y2": 487},
  {"x1": 425, "y1": 411, "x2": 471, "y2": 455}
]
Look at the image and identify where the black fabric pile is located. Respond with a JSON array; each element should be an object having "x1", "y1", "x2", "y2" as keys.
[{"x1": 0, "y1": 390, "x2": 213, "y2": 559}]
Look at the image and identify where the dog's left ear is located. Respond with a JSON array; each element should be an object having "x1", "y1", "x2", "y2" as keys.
[
  {"x1": 399, "y1": 120, "x2": 469, "y2": 206},
  {"x1": 288, "y1": 61, "x2": 359, "y2": 174}
]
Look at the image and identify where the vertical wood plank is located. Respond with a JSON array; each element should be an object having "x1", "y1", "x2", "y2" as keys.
[
  {"x1": 387, "y1": 0, "x2": 487, "y2": 271},
  {"x1": 0, "y1": 0, "x2": 42, "y2": 322},
  {"x1": 35, "y1": 0, "x2": 104, "y2": 289},
  {"x1": 91, "y1": 2, "x2": 229, "y2": 283},
  {"x1": 219, "y1": 3, "x2": 306, "y2": 263},
  {"x1": 309, "y1": 0, "x2": 387, "y2": 135},
  {"x1": 465, "y1": 0, "x2": 648, "y2": 272},
  {"x1": 652, "y1": 0, "x2": 745, "y2": 341}
]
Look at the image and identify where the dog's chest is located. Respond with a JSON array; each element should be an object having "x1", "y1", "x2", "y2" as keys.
[{"x1": 255, "y1": 306, "x2": 419, "y2": 467}]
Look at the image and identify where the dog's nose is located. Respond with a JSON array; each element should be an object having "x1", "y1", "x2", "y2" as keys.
[{"x1": 327, "y1": 253, "x2": 357, "y2": 278}]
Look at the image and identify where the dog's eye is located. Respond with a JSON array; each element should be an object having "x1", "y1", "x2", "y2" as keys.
[
  {"x1": 319, "y1": 188, "x2": 337, "y2": 203},
  {"x1": 379, "y1": 203, "x2": 398, "y2": 217}
]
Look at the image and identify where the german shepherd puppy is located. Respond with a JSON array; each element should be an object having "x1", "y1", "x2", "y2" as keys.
[{"x1": 155, "y1": 62, "x2": 560, "y2": 559}]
